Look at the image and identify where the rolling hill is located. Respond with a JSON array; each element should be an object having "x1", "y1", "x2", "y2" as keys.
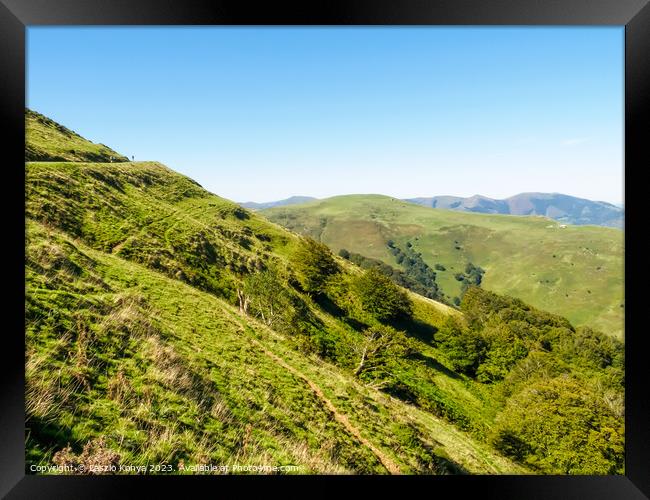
[
  {"x1": 25, "y1": 111, "x2": 624, "y2": 476},
  {"x1": 405, "y1": 193, "x2": 623, "y2": 228},
  {"x1": 264, "y1": 195, "x2": 624, "y2": 338}
]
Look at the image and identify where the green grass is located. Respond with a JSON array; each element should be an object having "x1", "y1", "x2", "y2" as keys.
[
  {"x1": 26, "y1": 159, "x2": 526, "y2": 474},
  {"x1": 26, "y1": 109, "x2": 128, "y2": 162},
  {"x1": 264, "y1": 194, "x2": 624, "y2": 338},
  {"x1": 26, "y1": 219, "x2": 522, "y2": 474}
]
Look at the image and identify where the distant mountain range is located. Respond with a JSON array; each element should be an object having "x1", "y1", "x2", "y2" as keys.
[
  {"x1": 243, "y1": 193, "x2": 623, "y2": 228},
  {"x1": 404, "y1": 193, "x2": 623, "y2": 228},
  {"x1": 240, "y1": 196, "x2": 318, "y2": 210}
]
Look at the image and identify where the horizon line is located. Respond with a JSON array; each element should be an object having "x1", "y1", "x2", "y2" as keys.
[{"x1": 238, "y1": 192, "x2": 625, "y2": 206}]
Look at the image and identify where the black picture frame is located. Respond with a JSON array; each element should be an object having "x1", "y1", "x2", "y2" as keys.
[{"x1": 2, "y1": 1, "x2": 648, "y2": 498}]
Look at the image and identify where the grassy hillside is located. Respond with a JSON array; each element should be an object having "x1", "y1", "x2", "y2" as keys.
[
  {"x1": 264, "y1": 195, "x2": 624, "y2": 338},
  {"x1": 29, "y1": 219, "x2": 531, "y2": 474},
  {"x1": 26, "y1": 160, "x2": 526, "y2": 474},
  {"x1": 25, "y1": 112, "x2": 623, "y2": 475},
  {"x1": 26, "y1": 109, "x2": 128, "y2": 162}
]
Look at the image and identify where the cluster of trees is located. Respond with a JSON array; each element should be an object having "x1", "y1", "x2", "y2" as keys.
[
  {"x1": 239, "y1": 237, "x2": 416, "y2": 372},
  {"x1": 386, "y1": 240, "x2": 446, "y2": 302},
  {"x1": 338, "y1": 249, "x2": 441, "y2": 301},
  {"x1": 453, "y1": 262, "x2": 485, "y2": 302},
  {"x1": 436, "y1": 286, "x2": 623, "y2": 384},
  {"x1": 237, "y1": 237, "x2": 624, "y2": 475},
  {"x1": 290, "y1": 240, "x2": 421, "y2": 393},
  {"x1": 291, "y1": 239, "x2": 419, "y2": 387},
  {"x1": 434, "y1": 286, "x2": 624, "y2": 474},
  {"x1": 491, "y1": 373, "x2": 623, "y2": 474}
]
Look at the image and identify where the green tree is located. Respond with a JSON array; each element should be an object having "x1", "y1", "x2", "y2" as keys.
[
  {"x1": 434, "y1": 317, "x2": 484, "y2": 376},
  {"x1": 558, "y1": 326, "x2": 624, "y2": 371},
  {"x1": 353, "y1": 325, "x2": 410, "y2": 387},
  {"x1": 352, "y1": 268, "x2": 412, "y2": 321},
  {"x1": 491, "y1": 376, "x2": 624, "y2": 474},
  {"x1": 293, "y1": 237, "x2": 340, "y2": 295},
  {"x1": 475, "y1": 320, "x2": 529, "y2": 383},
  {"x1": 242, "y1": 268, "x2": 290, "y2": 328}
]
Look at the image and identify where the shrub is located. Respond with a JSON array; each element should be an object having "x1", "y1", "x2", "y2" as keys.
[
  {"x1": 293, "y1": 237, "x2": 340, "y2": 294},
  {"x1": 491, "y1": 376, "x2": 624, "y2": 474},
  {"x1": 434, "y1": 317, "x2": 484, "y2": 376},
  {"x1": 352, "y1": 268, "x2": 412, "y2": 321}
]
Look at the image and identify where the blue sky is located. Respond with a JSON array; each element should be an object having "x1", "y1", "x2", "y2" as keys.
[{"x1": 27, "y1": 27, "x2": 624, "y2": 204}]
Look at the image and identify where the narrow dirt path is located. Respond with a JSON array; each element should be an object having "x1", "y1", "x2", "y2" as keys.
[{"x1": 244, "y1": 333, "x2": 402, "y2": 475}]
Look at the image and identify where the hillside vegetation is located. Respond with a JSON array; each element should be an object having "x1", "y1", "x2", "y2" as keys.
[
  {"x1": 26, "y1": 109, "x2": 128, "y2": 163},
  {"x1": 264, "y1": 195, "x2": 624, "y2": 338},
  {"x1": 25, "y1": 112, "x2": 623, "y2": 475}
]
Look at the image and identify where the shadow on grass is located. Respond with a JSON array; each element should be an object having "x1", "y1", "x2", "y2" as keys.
[
  {"x1": 407, "y1": 351, "x2": 463, "y2": 381},
  {"x1": 26, "y1": 416, "x2": 81, "y2": 467},
  {"x1": 435, "y1": 454, "x2": 470, "y2": 475},
  {"x1": 314, "y1": 294, "x2": 369, "y2": 332},
  {"x1": 389, "y1": 316, "x2": 438, "y2": 345},
  {"x1": 314, "y1": 294, "x2": 346, "y2": 318}
]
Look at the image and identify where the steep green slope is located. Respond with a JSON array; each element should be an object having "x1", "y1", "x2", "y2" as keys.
[
  {"x1": 264, "y1": 195, "x2": 624, "y2": 338},
  {"x1": 28, "y1": 220, "x2": 526, "y2": 474},
  {"x1": 26, "y1": 160, "x2": 523, "y2": 474},
  {"x1": 26, "y1": 109, "x2": 128, "y2": 162}
]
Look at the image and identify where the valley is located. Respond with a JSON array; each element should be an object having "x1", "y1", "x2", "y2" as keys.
[{"x1": 264, "y1": 194, "x2": 624, "y2": 338}]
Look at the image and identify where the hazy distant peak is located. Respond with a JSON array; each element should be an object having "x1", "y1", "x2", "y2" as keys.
[
  {"x1": 240, "y1": 196, "x2": 318, "y2": 210},
  {"x1": 404, "y1": 192, "x2": 623, "y2": 228}
]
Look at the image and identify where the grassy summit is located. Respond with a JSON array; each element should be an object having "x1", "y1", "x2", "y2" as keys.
[
  {"x1": 264, "y1": 194, "x2": 624, "y2": 338},
  {"x1": 26, "y1": 108, "x2": 129, "y2": 162},
  {"x1": 25, "y1": 111, "x2": 623, "y2": 475}
]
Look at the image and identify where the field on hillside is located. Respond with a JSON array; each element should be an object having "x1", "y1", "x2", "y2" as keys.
[{"x1": 264, "y1": 195, "x2": 624, "y2": 338}]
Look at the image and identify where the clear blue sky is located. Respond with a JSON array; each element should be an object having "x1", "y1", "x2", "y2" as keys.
[{"x1": 27, "y1": 27, "x2": 624, "y2": 204}]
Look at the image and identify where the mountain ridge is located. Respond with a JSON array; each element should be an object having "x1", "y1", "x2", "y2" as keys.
[
  {"x1": 405, "y1": 192, "x2": 623, "y2": 228},
  {"x1": 244, "y1": 192, "x2": 623, "y2": 228},
  {"x1": 240, "y1": 196, "x2": 318, "y2": 210}
]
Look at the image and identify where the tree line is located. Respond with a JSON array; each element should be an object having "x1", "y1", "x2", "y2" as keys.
[{"x1": 434, "y1": 286, "x2": 624, "y2": 474}]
